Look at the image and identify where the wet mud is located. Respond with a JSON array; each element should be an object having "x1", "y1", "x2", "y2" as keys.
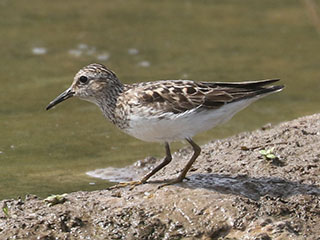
[{"x1": 1, "y1": 113, "x2": 319, "y2": 239}]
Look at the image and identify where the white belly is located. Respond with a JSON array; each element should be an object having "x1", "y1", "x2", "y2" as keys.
[{"x1": 124, "y1": 98, "x2": 257, "y2": 142}]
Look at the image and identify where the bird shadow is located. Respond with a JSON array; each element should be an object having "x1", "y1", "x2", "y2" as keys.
[
  {"x1": 88, "y1": 159, "x2": 319, "y2": 201},
  {"x1": 173, "y1": 173, "x2": 320, "y2": 201}
]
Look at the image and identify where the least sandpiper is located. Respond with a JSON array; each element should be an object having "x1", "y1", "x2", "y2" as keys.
[{"x1": 46, "y1": 63, "x2": 284, "y2": 187}]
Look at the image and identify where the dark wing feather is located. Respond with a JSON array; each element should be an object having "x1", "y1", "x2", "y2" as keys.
[
  {"x1": 137, "y1": 79, "x2": 283, "y2": 114},
  {"x1": 206, "y1": 78, "x2": 280, "y2": 88}
]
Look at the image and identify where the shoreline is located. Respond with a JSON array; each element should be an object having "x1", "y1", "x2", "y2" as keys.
[{"x1": 1, "y1": 113, "x2": 320, "y2": 239}]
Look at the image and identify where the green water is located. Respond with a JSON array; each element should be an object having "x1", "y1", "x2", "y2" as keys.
[{"x1": 1, "y1": 0, "x2": 320, "y2": 200}]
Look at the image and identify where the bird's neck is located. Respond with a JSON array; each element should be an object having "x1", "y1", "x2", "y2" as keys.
[{"x1": 96, "y1": 83, "x2": 125, "y2": 124}]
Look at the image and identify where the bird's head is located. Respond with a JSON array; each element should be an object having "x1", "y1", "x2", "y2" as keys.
[{"x1": 46, "y1": 63, "x2": 121, "y2": 110}]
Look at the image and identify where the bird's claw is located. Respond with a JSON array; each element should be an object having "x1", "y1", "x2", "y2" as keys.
[
  {"x1": 157, "y1": 177, "x2": 184, "y2": 189},
  {"x1": 108, "y1": 180, "x2": 145, "y2": 190}
]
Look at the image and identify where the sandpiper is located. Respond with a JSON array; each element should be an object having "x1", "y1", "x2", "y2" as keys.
[{"x1": 46, "y1": 63, "x2": 284, "y2": 188}]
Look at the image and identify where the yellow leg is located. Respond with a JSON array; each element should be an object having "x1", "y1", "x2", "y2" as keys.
[
  {"x1": 158, "y1": 138, "x2": 201, "y2": 189},
  {"x1": 107, "y1": 180, "x2": 144, "y2": 190},
  {"x1": 108, "y1": 142, "x2": 172, "y2": 190},
  {"x1": 108, "y1": 139, "x2": 201, "y2": 190}
]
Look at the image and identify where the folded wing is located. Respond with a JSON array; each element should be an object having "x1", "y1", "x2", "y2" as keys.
[{"x1": 137, "y1": 79, "x2": 283, "y2": 114}]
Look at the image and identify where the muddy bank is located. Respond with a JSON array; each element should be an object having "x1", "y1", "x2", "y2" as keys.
[{"x1": 1, "y1": 114, "x2": 320, "y2": 239}]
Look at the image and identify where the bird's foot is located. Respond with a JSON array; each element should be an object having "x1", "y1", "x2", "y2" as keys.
[
  {"x1": 107, "y1": 180, "x2": 145, "y2": 190},
  {"x1": 157, "y1": 177, "x2": 184, "y2": 189}
]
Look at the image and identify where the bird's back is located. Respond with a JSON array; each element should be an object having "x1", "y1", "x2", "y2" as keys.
[{"x1": 114, "y1": 79, "x2": 283, "y2": 142}]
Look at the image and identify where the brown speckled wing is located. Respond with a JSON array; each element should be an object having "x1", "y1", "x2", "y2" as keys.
[{"x1": 126, "y1": 79, "x2": 282, "y2": 114}]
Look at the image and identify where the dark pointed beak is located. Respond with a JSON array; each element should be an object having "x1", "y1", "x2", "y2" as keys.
[{"x1": 46, "y1": 87, "x2": 75, "y2": 110}]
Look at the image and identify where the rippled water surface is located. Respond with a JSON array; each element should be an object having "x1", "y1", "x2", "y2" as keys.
[{"x1": 1, "y1": 0, "x2": 320, "y2": 199}]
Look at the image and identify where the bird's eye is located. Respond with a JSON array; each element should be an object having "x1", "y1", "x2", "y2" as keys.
[{"x1": 79, "y1": 76, "x2": 89, "y2": 84}]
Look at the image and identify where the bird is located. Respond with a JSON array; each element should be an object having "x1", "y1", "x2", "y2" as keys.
[{"x1": 46, "y1": 63, "x2": 284, "y2": 188}]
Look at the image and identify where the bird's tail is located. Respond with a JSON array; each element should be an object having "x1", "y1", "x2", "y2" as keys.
[{"x1": 204, "y1": 78, "x2": 284, "y2": 101}]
